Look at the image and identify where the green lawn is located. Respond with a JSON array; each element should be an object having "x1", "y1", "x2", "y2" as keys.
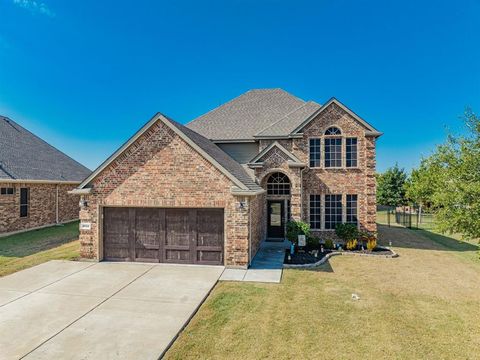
[
  {"x1": 165, "y1": 220, "x2": 480, "y2": 359},
  {"x1": 0, "y1": 222, "x2": 80, "y2": 277}
]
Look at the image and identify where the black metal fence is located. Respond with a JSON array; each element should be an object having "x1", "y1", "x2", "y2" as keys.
[{"x1": 384, "y1": 207, "x2": 436, "y2": 230}]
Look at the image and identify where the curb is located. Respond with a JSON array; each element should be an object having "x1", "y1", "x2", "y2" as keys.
[{"x1": 283, "y1": 246, "x2": 399, "y2": 269}]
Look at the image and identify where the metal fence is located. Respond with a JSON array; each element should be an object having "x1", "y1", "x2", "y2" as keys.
[{"x1": 384, "y1": 207, "x2": 436, "y2": 230}]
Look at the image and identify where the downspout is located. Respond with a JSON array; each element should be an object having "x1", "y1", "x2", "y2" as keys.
[
  {"x1": 248, "y1": 197, "x2": 252, "y2": 266},
  {"x1": 55, "y1": 184, "x2": 59, "y2": 224}
]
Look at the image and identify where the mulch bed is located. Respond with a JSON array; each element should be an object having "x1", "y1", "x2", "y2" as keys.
[{"x1": 284, "y1": 246, "x2": 395, "y2": 265}]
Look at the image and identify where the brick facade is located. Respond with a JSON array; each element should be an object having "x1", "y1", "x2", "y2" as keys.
[
  {"x1": 254, "y1": 102, "x2": 377, "y2": 240},
  {"x1": 0, "y1": 182, "x2": 80, "y2": 234},
  {"x1": 78, "y1": 120, "x2": 259, "y2": 268},
  {"x1": 76, "y1": 102, "x2": 377, "y2": 267}
]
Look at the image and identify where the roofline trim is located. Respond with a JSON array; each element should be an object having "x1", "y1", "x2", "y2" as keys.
[
  {"x1": 253, "y1": 134, "x2": 304, "y2": 140},
  {"x1": 76, "y1": 113, "x2": 249, "y2": 191},
  {"x1": 0, "y1": 179, "x2": 81, "y2": 185},
  {"x1": 249, "y1": 141, "x2": 303, "y2": 164},
  {"x1": 68, "y1": 188, "x2": 92, "y2": 195},
  {"x1": 212, "y1": 139, "x2": 257, "y2": 144},
  {"x1": 230, "y1": 187, "x2": 266, "y2": 196},
  {"x1": 291, "y1": 98, "x2": 381, "y2": 135}
]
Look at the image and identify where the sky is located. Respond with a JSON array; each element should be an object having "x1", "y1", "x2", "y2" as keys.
[{"x1": 0, "y1": 0, "x2": 479, "y2": 173}]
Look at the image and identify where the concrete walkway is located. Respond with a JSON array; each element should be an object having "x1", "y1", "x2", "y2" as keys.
[
  {"x1": 0, "y1": 260, "x2": 223, "y2": 360},
  {"x1": 220, "y1": 240, "x2": 289, "y2": 283}
]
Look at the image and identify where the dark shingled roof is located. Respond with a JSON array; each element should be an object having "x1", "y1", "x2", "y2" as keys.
[
  {"x1": 165, "y1": 116, "x2": 263, "y2": 192},
  {"x1": 187, "y1": 89, "x2": 314, "y2": 140},
  {"x1": 0, "y1": 116, "x2": 91, "y2": 182}
]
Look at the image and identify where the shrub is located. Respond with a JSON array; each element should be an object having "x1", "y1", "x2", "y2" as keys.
[
  {"x1": 306, "y1": 235, "x2": 319, "y2": 248},
  {"x1": 346, "y1": 239, "x2": 358, "y2": 250},
  {"x1": 367, "y1": 237, "x2": 377, "y2": 251},
  {"x1": 324, "y1": 238, "x2": 334, "y2": 249},
  {"x1": 286, "y1": 220, "x2": 311, "y2": 245},
  {"x1": 335, "y1": 223, "x2": 359, "y2": 242}
]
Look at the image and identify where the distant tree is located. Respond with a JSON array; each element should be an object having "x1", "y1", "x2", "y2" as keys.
[
  {"x1": 404, "y1": 159, "x2": 441, "y2": 221},
  {"x1": 377, "y1": 164, "x2": 407, "y2": 207}
]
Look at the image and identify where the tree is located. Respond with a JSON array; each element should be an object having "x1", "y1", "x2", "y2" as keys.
[
  {"x1": 426, "y1": 109, "x2": 480, "y2": 239},
  {"x1": 377, "y1": 164, "x2": 407, "y2": 207},
  {"x1": 404, "y1": 159, "x2": 442, "y2": 222}
]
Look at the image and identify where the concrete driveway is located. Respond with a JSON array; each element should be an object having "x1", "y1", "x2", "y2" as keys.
[{"x1": 0, "y1": 260, "x2": 224, "y2": 360}]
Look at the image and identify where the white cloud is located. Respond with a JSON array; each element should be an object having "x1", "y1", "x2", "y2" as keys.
[{"x1": 12, "y1": 0, "x2": 55, "y2": 17}]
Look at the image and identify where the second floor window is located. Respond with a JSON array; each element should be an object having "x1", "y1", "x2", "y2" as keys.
[
  {"x1": 324, "y1": 138, "x2": 342, "y2": 168},
  {"x1": 309, "y1": 138, "x2": 321, "y2": 167},
  {"x1": 346, "y1": 138, "x2": 358, "y2": 167}
]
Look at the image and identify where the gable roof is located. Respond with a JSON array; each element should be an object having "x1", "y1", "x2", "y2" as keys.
[
  {"x1": 186, "y1": 89, "x2": 307, "y2": 141},
  {"x1": 186, "y1": 90, "x2": 381, "y2": 140},
  {"x1": 76, "y1": 113, "x2": 264, "y2": 194},
  {"x1": 291, "y1": 98, "x2": 382, "y2": 136},
  {"x1": 249, "y1": 141, "x2": 303, "y2": 165},
  {"x1": 0, "y1": 116, "x2": 91, "y2": 182}
]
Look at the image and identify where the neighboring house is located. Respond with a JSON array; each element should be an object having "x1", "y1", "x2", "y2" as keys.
[
  {"x1": 72, "y1": 89, "x2": 381, "y2": 268},
  {"x1": 0, "y1": 116, "x2": 91, "y2": 235}
]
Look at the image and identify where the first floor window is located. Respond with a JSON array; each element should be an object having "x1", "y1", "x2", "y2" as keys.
[
  {"x1": 309, "y1": 195, "x2": 321, "y2": 229},
  {"x1": 346, "y1": 194, "x2": 358, "y2": 225},
  {"x1": 1, "y1": 187, "x2": 14, "y2": 195},
  {"x1": 324, "y1": 138, "x2": 342, "y2": 168},
  {"x1": 325, "y1": 194, "x2": 342, "y2": 230},
  {"x1": 346, "y1": 138, "x2": 358, "y2": 167},
  {"x1": 20, "y1": 188, "x2": 29, "y2": 217},
  {"x1": 309, "y1": 138, "x2": 321, "y2": 167}
]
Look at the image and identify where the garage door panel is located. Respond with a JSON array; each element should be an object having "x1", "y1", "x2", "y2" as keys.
[
  {"x1": 197, "y1": 250, "x2": 222, "y2": 263},
  {"x1": 104, "y1": 208, "x2": 133, "y2": 261},
  {"x1": 197, "y1": 209, "x2": 223, "y2": 247},
  {"x1": 165, "y1": 209, "x2": 192, "y2": 247}
]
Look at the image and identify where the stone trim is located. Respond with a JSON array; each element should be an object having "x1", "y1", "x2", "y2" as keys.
[{"x1": 283, "y1": 246, "x2": 398, "y2": 269}]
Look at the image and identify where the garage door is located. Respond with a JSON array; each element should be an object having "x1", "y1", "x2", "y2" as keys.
[{"x1": 103, "y1": 207, "x2": 224, "y2": 265}]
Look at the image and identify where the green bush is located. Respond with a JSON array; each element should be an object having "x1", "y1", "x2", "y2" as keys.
[
  {"x1": 323, "y1": 238, "x2": 334, "y2": 249},
  {"x1": 286, "y1": 220, "x2": 310, "y2": 245},
  {"x1": 335, "y1": 223, "x2": 359, "y2": 242},
  {"x1": 306, "y1": 235, "x2": 320, "y2": 248}
]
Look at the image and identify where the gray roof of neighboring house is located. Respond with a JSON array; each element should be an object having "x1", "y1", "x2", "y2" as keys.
[
  {"x1": 187, "y1": 89, "x2": 310, "y2": 140},
  {"x1": 0, "y1": 116, "x2": 91, "y2": 182},
  {"x1": 165, "y1": 117, "x2": 263, "y2": 192}
]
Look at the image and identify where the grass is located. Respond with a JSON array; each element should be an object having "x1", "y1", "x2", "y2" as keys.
[
  {"x1": 165, "y1": 219, "x2": 480, "y2": 359},
  {"x1": 0, "y1": 221, "x2": 80, "y2": 277}
]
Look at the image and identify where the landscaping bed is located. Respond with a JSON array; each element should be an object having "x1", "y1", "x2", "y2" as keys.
[{"x1": 284, "y1": 246, "x2": 396, "y2": 265}]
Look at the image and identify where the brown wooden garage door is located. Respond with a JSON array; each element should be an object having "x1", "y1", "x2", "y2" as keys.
[{"x1": 103, "y1": 207, "x2": 224, "y2": 265}]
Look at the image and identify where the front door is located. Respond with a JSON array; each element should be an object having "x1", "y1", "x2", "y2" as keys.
[{"x1": 267, "y1": 200, "x2": 285, "y2": 239}]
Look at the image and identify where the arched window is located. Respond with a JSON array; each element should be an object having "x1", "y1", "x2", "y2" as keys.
[
  {"x1": 324, "y1": 126, "x2": 341, "y2": 136},
  {"x1": 266, "y1": 172, "x2": 290, "y2": 195}
]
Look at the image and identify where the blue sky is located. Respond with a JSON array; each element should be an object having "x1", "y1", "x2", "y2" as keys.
[{"x1": 0, "y1": 0, "x2": 479, "y2": 173}]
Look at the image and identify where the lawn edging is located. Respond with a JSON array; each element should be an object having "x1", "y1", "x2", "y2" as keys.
[{"x1": 283, "y1": 246, "x2": 399, "y2": 269}]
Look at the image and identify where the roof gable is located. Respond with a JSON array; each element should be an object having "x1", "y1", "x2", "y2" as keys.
[
  {"x1": 249, "y1": 141, "x2": 303, "y2": 165},
  {"x1": 0, "y1": 116, "x2": 91, "y2": 182},
  {"x1": 76, "y1": 113, "x2": 263, "y2": 194},
  {"x1": 291, "y1": 98, "x2": 382, "y2": 136}
]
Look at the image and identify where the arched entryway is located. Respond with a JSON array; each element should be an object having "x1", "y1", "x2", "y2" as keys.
[{"x1": 264, "y1": 172, "x2": 291, "y2": 240}]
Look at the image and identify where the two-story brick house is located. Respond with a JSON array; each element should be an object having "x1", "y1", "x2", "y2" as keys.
[{"x1": 73, "y1": 89, "x2": 381, "y2": 268}]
